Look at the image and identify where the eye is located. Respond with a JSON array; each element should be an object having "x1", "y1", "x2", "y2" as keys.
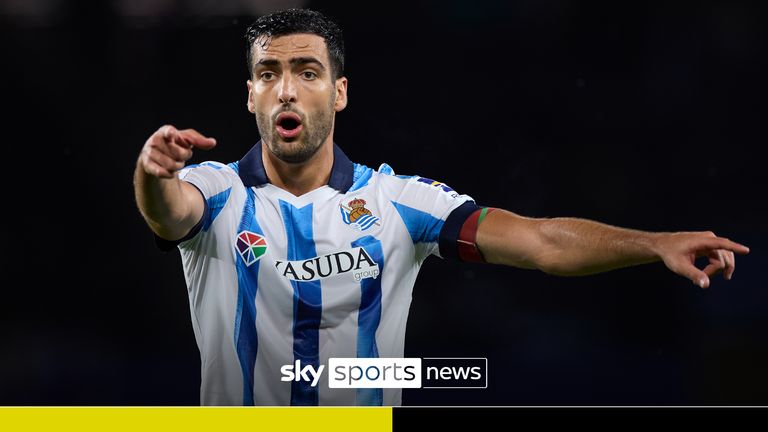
[
  {"x1": 301, "y1": 71, "x2": 317, "y2": 80},
  {"x1": 260, "y1": 72, "x2": 276, "y2": 81}
]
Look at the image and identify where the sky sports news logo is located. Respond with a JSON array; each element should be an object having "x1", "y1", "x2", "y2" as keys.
[{"x1": 280, "y1": 358, "x2": 487, "y2": 389}]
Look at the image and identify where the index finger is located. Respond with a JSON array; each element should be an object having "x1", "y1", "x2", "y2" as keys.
[
  {"x1": 703, "y1": 238, "x2": 750, "y2": 255},
  {"x1": 178, "y1": 128, "x2": 217, "y2": 150}
]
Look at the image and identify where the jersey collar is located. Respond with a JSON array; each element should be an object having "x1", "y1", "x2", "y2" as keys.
[{"x1": 238, "y1": 140, "x2": 354, "y2": 193}]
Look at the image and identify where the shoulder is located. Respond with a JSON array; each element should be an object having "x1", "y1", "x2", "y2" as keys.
[
  {"x1": 177, "y1": 160, "x2": 243, "y2": 199},
  {"x1": 348, "y1": 162, "x2": 411, "y2": 190},
  {"x1": 179, "y1": 161, "x2": 240, "y2": 178},
  {"x1": 178, "y1": 161, "x2": 242, "y2": 187},
  {"x1": 349, "y1": 161, "x2": 464, "y2": 202},
  {"x1": 380, "y1": 165, "x2": 461, "y2": 197}
]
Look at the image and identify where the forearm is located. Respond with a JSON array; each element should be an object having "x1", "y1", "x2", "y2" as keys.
[
  {"x1": 536, "y1": 217, "x2": 663, "y2": 276},
  {"x1": 133, "y1": 161, "x2": 196, "y2": 240}
]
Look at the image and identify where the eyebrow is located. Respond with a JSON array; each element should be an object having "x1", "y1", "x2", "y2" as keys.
[{"x1": 254, "y1": 57, "x2": 327, "y2": 71}]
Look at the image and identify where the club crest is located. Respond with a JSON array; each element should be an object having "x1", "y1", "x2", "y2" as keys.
[{"x1": 339, "y1": 198, "x2": 381, "y2": 231}]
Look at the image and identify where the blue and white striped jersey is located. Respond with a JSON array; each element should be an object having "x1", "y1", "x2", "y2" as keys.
[{"x1": 165, "y1": 141, "x2": 479, "y2": 406}]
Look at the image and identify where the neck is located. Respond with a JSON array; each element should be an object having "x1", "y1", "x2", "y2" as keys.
[{"x1": 262, "y1": 139, "x2": 334, "y2": 196}]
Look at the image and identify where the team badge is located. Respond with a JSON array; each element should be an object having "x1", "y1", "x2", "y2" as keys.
[
  {"x1": 339, "y1": 198, "x2": 381, "y2": 231},
  {"x1": 235, "y1": 231, "x2": 268, "y2": 266}
]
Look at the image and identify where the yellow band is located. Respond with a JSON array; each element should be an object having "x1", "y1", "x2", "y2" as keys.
[{"x1": 0, "y1": 407, "x2": 392, "y2": 432}]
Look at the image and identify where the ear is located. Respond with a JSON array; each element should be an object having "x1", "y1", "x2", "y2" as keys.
[
  {"x1": 246, "y1": 80, "x2": 255, "y2": 113},
  {"x1": 334, "y1": 77, "x2": 348, "y2": 112}
]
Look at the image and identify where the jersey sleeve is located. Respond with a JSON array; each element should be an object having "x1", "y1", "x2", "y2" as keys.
[
  {"x1": 391, "y1": 176, "x2": 480, "y2": 260},
  {"x1": 154, "y1": 161, "x2": 235, "y2": 251}
]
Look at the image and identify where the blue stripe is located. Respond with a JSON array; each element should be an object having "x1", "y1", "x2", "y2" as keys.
[
  {"x1": 351, "y1": 235, "x2": 384, "y2": 406},
  {"x1": 233, "y1": 188, "x2": 263, "y2": 405},
  {"x1": 340, "y1": 205, "x2": 352, "y2": 224},
  {"x1": 201, "y1": 161, "x2": 224, "y2": 170},
  {"x1": 356, "y1": 214, "x2": 379, "y2": 230},
  {"x1": 356, "y1": 214, "x2": 373, "y2": 223},
  {"x1": 279, "y1": 200, "x2": 322, "y2": 406},
  {"x1": 377, "y1": 163, "x2": 394, "y2": 176},
  {"x1": 202, "y1": 187, "x2": 231, "y2": 231},
  {"x1": 228, "y1": 161, "x2": 240, "y2": 174},
  {"x1": 350, "y1": 163, "x2": 374, "y2": 192},
  {"x1": 391, "y1": 201, "x2": 445, "y2": 244},
  {"x1": 354, "y1": 215, "x2": 371, "y2": 227}
]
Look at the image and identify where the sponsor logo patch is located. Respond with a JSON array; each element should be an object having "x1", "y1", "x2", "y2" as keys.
[
  {"x1": 417, "y1": 177, "x2": 456, "y2": 193},
  {"x1": 275, "y1": 247, "x2": 379, "y2": 282},
  {"x1": 235, "y1": 231, "x2": 267, "y2": 266}
]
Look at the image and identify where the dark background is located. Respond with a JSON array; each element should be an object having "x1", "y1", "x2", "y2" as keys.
[{"x1": 1, "y1": 0, "x2": 766, "y2": 405}]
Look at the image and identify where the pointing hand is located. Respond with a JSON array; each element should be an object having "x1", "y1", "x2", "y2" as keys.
[{"x1": 139, "y1": 125, "x2": 217, "y2": 179}]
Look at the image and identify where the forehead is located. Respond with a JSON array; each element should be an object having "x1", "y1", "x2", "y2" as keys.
[{"x1": 252, "y1": 33, "x2": 328, "y2": 62}]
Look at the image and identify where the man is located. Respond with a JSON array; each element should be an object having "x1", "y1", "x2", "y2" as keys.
[{"x1": 133, "y1": 8, "x2": 749, "y2": 406}]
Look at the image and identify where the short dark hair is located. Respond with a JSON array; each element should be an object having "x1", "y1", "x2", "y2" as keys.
[{"x1": 245, "y1": 8, "x2": 345, "y2": 80}]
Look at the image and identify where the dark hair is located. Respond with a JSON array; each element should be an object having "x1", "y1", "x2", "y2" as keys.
[{"x1": 245, "y1": 8, "x2": 345, "y2": 80}]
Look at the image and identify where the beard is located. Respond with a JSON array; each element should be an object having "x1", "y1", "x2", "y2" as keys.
[{"x1": 255, "y1": 96, "x2": 335, "y2": 164}]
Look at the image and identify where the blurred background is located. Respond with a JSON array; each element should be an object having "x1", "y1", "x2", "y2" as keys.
[{"x1": 1, "y1": 0, "x2": 766, "y2": 405}]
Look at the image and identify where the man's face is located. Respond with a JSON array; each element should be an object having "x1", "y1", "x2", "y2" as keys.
[{"x1": 247, "y1": 33, "x2": 347, "y2": 164}]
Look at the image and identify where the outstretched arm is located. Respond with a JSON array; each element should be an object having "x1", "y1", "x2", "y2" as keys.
[
  {"x1": 134, "y1": 125, "x2": 217, "y2": 241},
  {"x1": 475, "y1": 209, "x2": 750, "y2": 289}
]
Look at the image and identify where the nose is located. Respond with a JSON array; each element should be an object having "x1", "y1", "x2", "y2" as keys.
[{"x1": 278, "y1": 74, "x2": 297, "y2": 105}]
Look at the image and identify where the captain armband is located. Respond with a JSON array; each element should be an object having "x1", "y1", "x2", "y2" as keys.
[{"x1": 457, "y1": 207, "x2": 497, "y2": 263}]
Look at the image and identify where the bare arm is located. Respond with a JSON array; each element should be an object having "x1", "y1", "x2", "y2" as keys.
[
  {"x1": 133, "y1": 125, "x2": 217, "y2": 241},
  {"x1": 476, "y1": 209, "x2": 750, "y2": 289}
]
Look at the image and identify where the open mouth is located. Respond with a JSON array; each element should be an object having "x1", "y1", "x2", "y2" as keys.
[
  {"x1": 276, "y1": 112, "x2": 303, "y2": 138},
  {"x1": 279, "y1": 117, "x2": 300, "y2": 130}
]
